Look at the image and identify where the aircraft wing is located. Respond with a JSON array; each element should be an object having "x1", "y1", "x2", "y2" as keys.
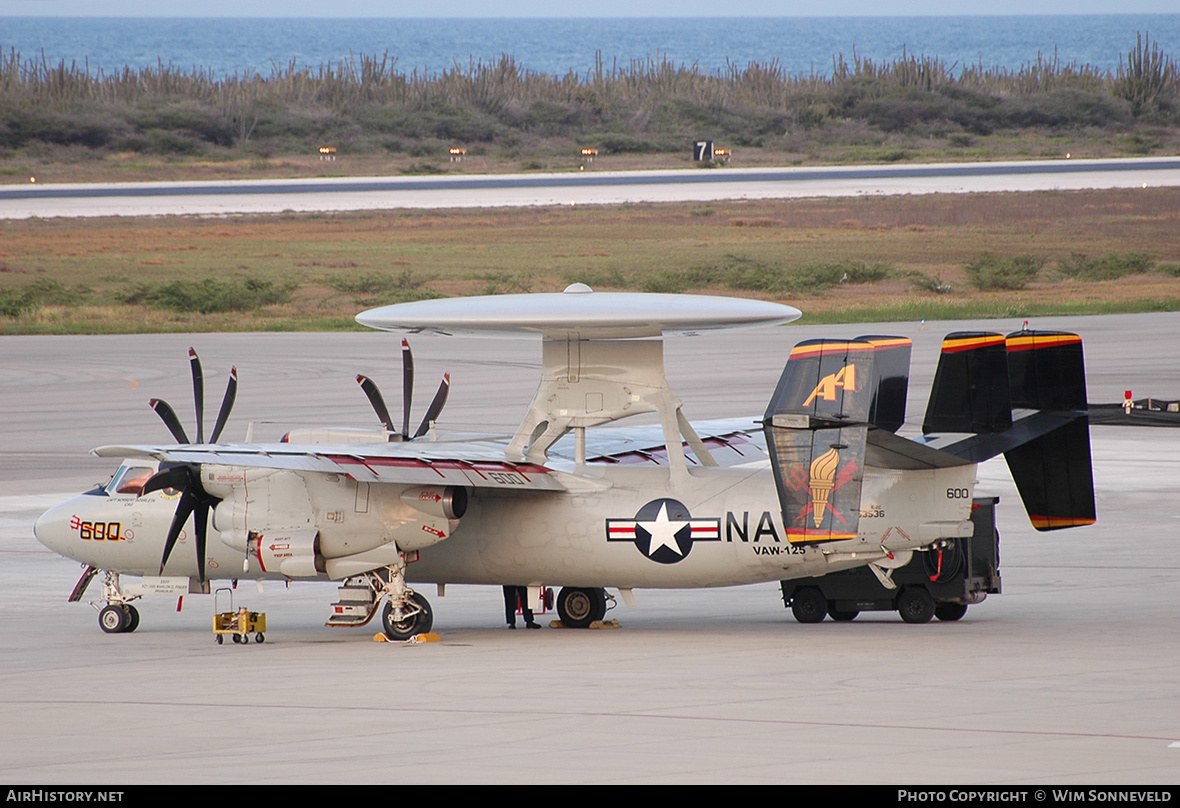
[
  {"x1": 563, "y1": 418, "x2": 768, "y2": 467},
  {"x1": 92, "y1": 441, "x2": 566, "y2": 491}
]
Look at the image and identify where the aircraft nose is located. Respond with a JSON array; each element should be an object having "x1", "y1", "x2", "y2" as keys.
[{"x1": 34, "y1": 498, "x2": 82, "y2": 558}]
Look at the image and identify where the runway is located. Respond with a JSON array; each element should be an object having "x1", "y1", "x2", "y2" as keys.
[
  {"x1": 3, "y1": 156, "x2": 1180, "y2": 218},
  {"x1": 2, "y1": 313, "x2": 1179, "y2": 783}
]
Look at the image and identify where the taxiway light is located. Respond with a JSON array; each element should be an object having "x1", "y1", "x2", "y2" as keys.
[
  {"x1": 449, "y1": 147, "x2": 467, "y2": 162},
  {"x1": 318, "y1": 147, "x2": 337, "y2": 161}
]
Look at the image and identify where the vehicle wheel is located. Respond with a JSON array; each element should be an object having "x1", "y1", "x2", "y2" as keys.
[
  {"x1": 828, "y1": 605, "x2": 859, "y2": 622},
  {"x1": 122, "y1": 605, "x2": 140, "y2": 633},
  {"x1": 216, "y1": 635, "x2": 224, "y2": 645},
  {"x1": 232, "y1": 633, "x2": 241, "y2": 644},
  {"x1": 99, "y1": 605, "x2": 127, "y2": 634},
  {"x1": 791, "y1": 587, "x2": 827, "y2": 624},
  {"x1": 382, "y1": 591, "x2": 433, "y2": 641},
  {"x1": 935, "y1": 602, "x2": 968, "y2": 622},
  {"x1": 898, "y1": 587, "x2": 935, "y2": 624},
  {"x1": 255, "y1": 633, "x2": 265, "y2": 643},
  {"x1": 556, "y1": 587, "x2": 605, "y2": 628}
]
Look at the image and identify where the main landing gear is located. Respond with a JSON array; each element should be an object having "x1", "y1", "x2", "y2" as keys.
[
  {"x1": 555, "y1": 587, "x2": 611, "y2": 628},
  {"x1": 381, "y1": 591, "x2": 433, "y2": 641},
  {"x1": 327, "y1": 560, "x2": 434, "y2": 641}
]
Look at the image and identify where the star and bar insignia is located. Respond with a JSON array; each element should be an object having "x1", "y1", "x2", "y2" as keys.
[{"x1": 606, "y1": 498, "x2": 721, "y2": 564}]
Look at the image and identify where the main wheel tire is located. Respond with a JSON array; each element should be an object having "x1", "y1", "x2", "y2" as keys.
[
  {"x1": 791, "y1": 587, "x2": 827, "y2": 624},
  {"x1": 382, "y1": 591, "x2": 434, "y2": 641},
  {"x1": 557, "y1": 587, "x2": 606, "y2": 629},
  {"x1": 99, "y1": 604, "x2": 127, "y2": 634},
  {"x1": 935, "y1": 602, "x2": 969, "y2": 622},
  {"x1": 898, "y1": 587, "x2": 935, "y2": 624},
  {"x1": 122, "y1": 605, "x2": 140, "y2": 633}
]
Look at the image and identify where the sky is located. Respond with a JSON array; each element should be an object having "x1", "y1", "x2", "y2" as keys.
[{"x1": 2, "y1": 0, "x2": 1178, "y2": 16}]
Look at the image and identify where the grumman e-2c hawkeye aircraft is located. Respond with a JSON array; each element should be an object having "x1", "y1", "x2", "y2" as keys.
[{"x1": 34, "y1": 285, "x2": 1095, "y2": 639}]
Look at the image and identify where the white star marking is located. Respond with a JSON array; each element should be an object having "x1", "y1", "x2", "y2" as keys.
[{"x1": 637, "y1": 502, "x2": 689, "y2": 557}]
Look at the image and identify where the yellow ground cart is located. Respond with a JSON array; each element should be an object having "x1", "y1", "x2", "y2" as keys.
[{"x1": 213, "y1": 588, "x2": 266, "y2": 644}]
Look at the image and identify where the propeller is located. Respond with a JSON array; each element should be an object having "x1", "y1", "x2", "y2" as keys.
[
  {"x1": 141, "y1": 464, "x2": 219, "y2": 581},
  {"x1": 149, "y1": 348, "x2": 238, "y2": 445},
  {"x1": 357, "y1": 338, "x2": 450, "y2": 441},
  {"x1": 142, "y1": 348, "x2": 238, "y2": 580}
]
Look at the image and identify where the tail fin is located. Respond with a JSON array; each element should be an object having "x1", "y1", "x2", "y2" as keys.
[
  {"x1": 920, "y1": 329, "x2": 1095, "y2": 532},
  {"x1": 1003, "y1": 331, "x2": 1095, "y2": 530},
  {"x1": 923, "y1": 332, "x2": 1012, "y2": 434},
  {"x1": 762, "y1": 338, "x2": 910, "y2": 544}
]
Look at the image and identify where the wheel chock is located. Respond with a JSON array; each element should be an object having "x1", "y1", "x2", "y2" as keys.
[
  {"x1": 549, "y1": 619, "x2": 620, "y2": 629},
  {"x1": 373, "y1": 632, "x2": 441, "y2": 643}
]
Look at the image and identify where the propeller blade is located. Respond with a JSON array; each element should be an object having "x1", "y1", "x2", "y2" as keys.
[
  {"x1": 193, "y1": 502, "x2": 211, "y2": 583},
  {"x1": 401, "y1": 338, "x2": 414, "y2": 439},
  {"x1": 209, "y1": 367, "x2": 238, "y2": 443},
  {"x1": 141, "y1": 464, "x2": 194, "y2": 498},
  {"x1": 149, "y1": 399, "x2": 190, "y2": 444},
  {"x1": 414, "y1": 373, "x2": 450, "y2": 438},
  {"x1": 159, "y1": 488, "x2": 197, "y2": 574},
  {"x1": 189, "y1": 348, "x2": 205, "y2": 444},
  {"x1": 357, "y1": 374, "x2": 397, "y2": 438}
]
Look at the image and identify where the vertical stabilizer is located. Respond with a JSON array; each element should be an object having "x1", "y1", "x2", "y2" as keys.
[
  {"x1": 763, "y1": 338, "x2": 910, "y2": 544},
  {"x1": 922, "y1": 332, "x2": 1012, "y2": 434},
  {"x1": 1003, "y1": 330, "x2": 1095, "y2": 530}
]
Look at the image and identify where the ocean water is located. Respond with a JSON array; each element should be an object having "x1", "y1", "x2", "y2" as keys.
[{"x1": 1, "y1": 15, "x2": 1177, "y2": 79}]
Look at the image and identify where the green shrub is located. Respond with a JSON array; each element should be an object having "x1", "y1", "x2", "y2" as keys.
[
  {"x1": 0, "y1": 279, "x2": 89, "y2": 317},
  {"x1": 1057, "y1": 252, "x2": 1155, "y2": 280},
  {"x1": 121, "y1": 278, "x2": 293, "y2": 313},
  {"x1": 325, "y1": 270, "x2": 423, "y2": 294},
  {"x1": 963, "y1": 253, "x2": 1044, "y2": 290}
]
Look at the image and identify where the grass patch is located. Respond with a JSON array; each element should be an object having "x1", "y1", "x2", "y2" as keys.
[{"x1": 2, "y1": 188, "x2": 1178, "y2": 333}]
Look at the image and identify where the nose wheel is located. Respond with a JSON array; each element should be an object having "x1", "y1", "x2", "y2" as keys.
[{"x1": 99, "y1": 603, "x2": 139, "y2": 634}]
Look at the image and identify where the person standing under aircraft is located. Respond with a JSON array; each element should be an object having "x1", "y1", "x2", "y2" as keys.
[{"x1": 503, "y1": 586, "x2": 541, "y2": 629}]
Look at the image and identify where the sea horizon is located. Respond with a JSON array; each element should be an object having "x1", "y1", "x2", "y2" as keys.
[{"x1": 2, "y1": 14, "x2": 1177, "y2": 79}]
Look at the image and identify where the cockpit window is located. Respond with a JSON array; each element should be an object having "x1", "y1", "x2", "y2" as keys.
[{"x1": 108, "y1": 465, "x2": 156, "y2": 496}]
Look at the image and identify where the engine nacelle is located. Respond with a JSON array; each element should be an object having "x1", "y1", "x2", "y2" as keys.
[
  {"x1": 400, "y1": 486, "x2": 467, "y2": 520},
  {"x1": 282, "y1": 427, "x2": 389, "y2": 444},
  {"x1": 253, "y1": 528, "x2": 321, "y2": 578}
]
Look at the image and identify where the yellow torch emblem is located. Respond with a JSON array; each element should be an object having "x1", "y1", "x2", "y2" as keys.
[{"x1": 808, "y1": 447, "x2": 841, "y2": 527}]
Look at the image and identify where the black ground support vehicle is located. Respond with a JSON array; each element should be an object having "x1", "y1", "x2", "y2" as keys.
[{"x1": 781, "y1": 497, "x2": 1001, "y2": 624}]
